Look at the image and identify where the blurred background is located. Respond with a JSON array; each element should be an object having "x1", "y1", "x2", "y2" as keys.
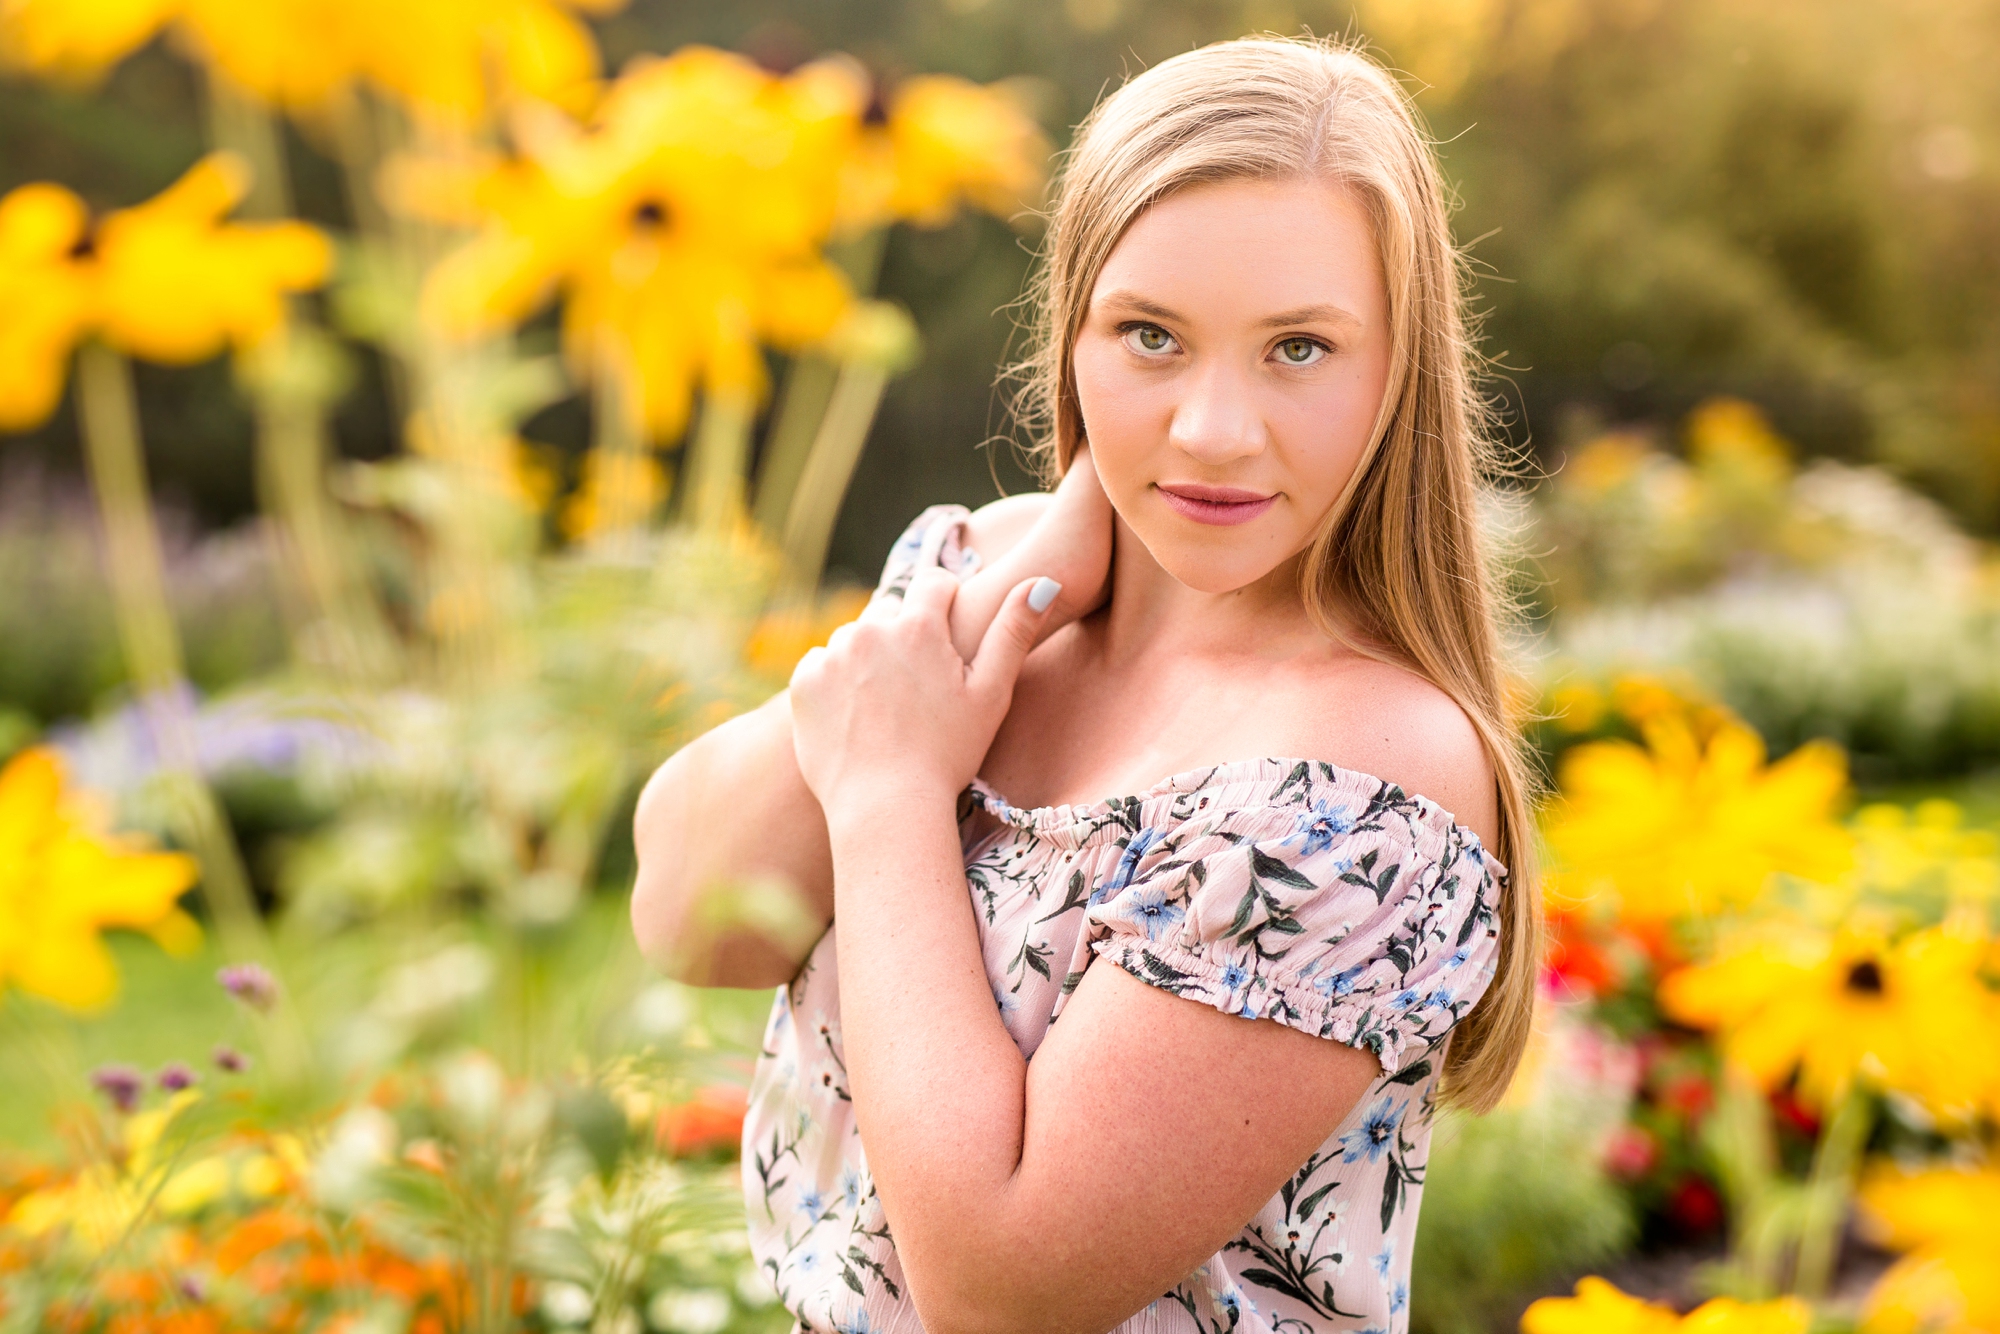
[{"x1": 2, "y1": 1, "x2": 1998, "y2": 1332}]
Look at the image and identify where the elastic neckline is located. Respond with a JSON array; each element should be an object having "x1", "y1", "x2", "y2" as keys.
[{"x1": 964, "y1": 755, "x2": 1501, "y2": 870}]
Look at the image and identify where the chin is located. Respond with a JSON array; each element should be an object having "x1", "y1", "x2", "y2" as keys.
[{"x1": 1133, "y1": 525, "x2": 1288, "y2": 595}]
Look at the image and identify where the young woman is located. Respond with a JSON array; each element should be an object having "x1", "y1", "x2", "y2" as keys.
[{"x1": 632, "y1": 35, "x2": 1541, "y2": 1334}]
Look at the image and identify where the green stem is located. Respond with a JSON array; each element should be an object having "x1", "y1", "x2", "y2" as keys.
[
  {"x1": 779, "y1": 361, "x2": 890, "y2": 596},
  {"x1": 1793, "y1": 1083, "x2": 1872, "y2": 1300},
  {"x1": 75, "y1": 345, "x2": 260, "y2": 944},
  {"x1": 75, "y1": 345, "x2": 315, "y2": 1090},
  {"x1": 751, "y1": 353, "x2": 840, "y2": 535},
  {"x1": 684, "y1": 389, "x2": 755, "y2": 533},
  {"x1": 202, "y1": 71, "x2": 293, "y2": 221}
]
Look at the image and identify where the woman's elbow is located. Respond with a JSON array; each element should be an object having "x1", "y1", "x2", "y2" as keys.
[{"x1": 630, "y1": 758, "x2": 698, "y2": 976}]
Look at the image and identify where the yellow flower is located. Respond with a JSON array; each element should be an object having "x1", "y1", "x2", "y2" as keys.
[
  {"x1": 172, "y1": 0, "x2": 360, "y2": 109},
  {"x1": 1658, "y1": 920, "x2": 1993, "y2": 1112},
  {"x1": 0, "y1": 181, "x2": 94, "y2": 430},
  {"x1": 1521, "y1": 1279, "x2": 1809, "y2": 1334},
  {"x1": 1542, "y1": 714, "x2": 1853, "y2": 924},
  {"x1": 1521, "y1": 1277, "x2": 1681, "y2": 1334},
  {"x1": 353, "y1": 0, "x2": 624, "y2": 126},
  {"x1": 92, "y1": 153, "x2": 332, "y2": 364},
  {"x1": 841, "y1": 73, "x2": 1049, "y2": 230},
  {"x1": 1678, "y1": 1296, "x2": 1812, "y2": 1334},
  {"x1": 0, "y1": 0, "x2": 177, "y2": 81},
  {"x1": 1859, "y1": 1165, "x2": 2000, "y2": 1334},
  {"x1": 1687, "y1": 396, "x2": 1792, "y2": 491},
  {"x1": 412, "y1": 48, "x2": 862, "y2": 439},
  {"x1": 0, "y1": 747, "x2": 201, "y2": 1013}
]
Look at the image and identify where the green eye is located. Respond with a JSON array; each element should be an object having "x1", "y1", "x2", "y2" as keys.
[
  {"x1": 1135, "y1": 325, "x2": 1170, "y2": 352},
  {"x1": 1278, "y1": 338, "x2": 1323, "y2": 365}
]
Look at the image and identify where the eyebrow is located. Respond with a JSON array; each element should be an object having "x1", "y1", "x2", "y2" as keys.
[{"x1": 1095, "y1": 289, "x2": 1364, "y2": 330}]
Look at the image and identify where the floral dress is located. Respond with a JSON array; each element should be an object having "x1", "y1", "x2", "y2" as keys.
[{"x1": 742, "y1": 507, "x2": 1505, "y2": 1334}]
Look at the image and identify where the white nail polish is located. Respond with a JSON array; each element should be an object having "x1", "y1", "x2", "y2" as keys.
[{"x1": 1028, "y1": 578, "x2": 1062, "y2": 613}]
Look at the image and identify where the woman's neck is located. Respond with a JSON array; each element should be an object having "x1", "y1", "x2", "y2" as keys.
[{"x1": 1096, "y1": 512, "x2": 1331, "y2": 668}]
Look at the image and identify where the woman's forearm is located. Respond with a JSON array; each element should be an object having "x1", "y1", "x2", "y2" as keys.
[{"x1": 826, "y1": 795, "x2": 1039, "y2": 1330}]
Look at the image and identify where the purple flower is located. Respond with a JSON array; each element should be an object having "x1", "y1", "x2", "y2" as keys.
[
  {"x1": 91, "y1": 1064, "x2": 145, "y2": 1114},
  {"x1": 157, "y1": 1062, "x2": 198, "y2": 1092},
  {"x1": 212, "y1": 1044, "x2": 251, "y2": 1073},
  {"x1": 177, "y1": 1273, "x2": 208, "y2": 1302},
  {"x1": 217, "y1": 963, "x2": 278, "y2": 1012}
]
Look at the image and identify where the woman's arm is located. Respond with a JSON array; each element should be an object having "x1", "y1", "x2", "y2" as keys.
[
  {"x1": 790, "y1": 571, "x2": 1389, "y2": 1334},
  {"x1": 630, "y1": 456, "x2": 1112, "y2": 987}
]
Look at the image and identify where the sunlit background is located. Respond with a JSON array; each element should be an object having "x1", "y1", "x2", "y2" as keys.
[{"x1": 1, "y1": 1, "x2": 1997, "y2": 1331}]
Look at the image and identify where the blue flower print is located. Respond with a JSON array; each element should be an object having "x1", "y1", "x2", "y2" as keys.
[
  {"x1": 1391, "y1": 1280, "x2": 1409, "y2": 1314},
  {"x1": 1425, "y1": 985, "x2": 1455, "y2": 1010},
  {"x1": 1371, "y1": 1241, "x2": 1395, "y2": 1280},
  {"x1": 835, "y1": 1311, "x2": 877, "y2": 1334},
  {"x1": 1288, "y1": 798, "x2": 1354, "y2": 855},
  {"x1": 1314, "y1": 962, "x2": 1368, "y2": 999},
  {"x1": 838, "y1": 1167, "x2": 863, "y2": 1211},
  {"x1": 797, "y1": 1188, "x2": 826, "y2": 1220},
  {"x1": 1219, "y1": 961, "x2": 1249, "y2": 991},
  {"x1": 1390, "y1": 988, "x2": 1421, "y2": 1012},
  {"x1": 794, "y1": 1243, "x2": 827, "y2": 1277},
  {"x1": 1341, "y1": 1096, "x2": 1403, "y2": 1164},
  {"x1": 1091, "y1": 827, "x2": 1160, "y2": 906},
  {"x1": 1116, "y1": 885, "x2": 1186, "y2": 942}
]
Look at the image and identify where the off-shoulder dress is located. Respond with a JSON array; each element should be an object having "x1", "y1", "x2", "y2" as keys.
[{"x1": 741, "y1": 506, "x2": 1505, "y2": 1334}]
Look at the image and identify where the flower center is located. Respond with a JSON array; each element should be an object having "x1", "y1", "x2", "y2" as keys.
[
  {"x1": 630, "y1": 199, "x2": 670, "y2": 230},
  {"x1": 1844, "y1": 960, "x2": 1885, "y2": 994},
  {"x1": 67, "y1": 233, "x2": 96, "y2": 261}
]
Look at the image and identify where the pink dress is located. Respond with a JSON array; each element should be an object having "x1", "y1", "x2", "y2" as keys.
[{"x1": 742, "y1": 507, "x2": 1504, "y2": 1334}]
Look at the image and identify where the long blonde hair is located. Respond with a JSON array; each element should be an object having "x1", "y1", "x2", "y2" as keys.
[{"x1": 1014, "y1": 35, "x2": 1540, "y2": 1113}]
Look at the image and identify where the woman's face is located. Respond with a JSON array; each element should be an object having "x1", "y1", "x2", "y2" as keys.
[{"x1": 1072, "y1": 175, "x2": 1392, "y2": 595}]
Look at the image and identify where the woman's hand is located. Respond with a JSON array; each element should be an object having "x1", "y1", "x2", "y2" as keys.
[
  {"x1": 791, "y1": 568, "x2": 1060, "y2": 823},
  {"x1": 944, "y1": 449, "x2": 1113, "y2": 660}
]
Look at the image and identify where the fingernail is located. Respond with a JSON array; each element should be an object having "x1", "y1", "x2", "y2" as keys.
[{"x1": 1028, "y1": 577, "x2": 1061, "y2": 613}]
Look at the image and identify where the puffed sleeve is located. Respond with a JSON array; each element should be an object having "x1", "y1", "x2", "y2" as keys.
[
  {"x1": 1082, "y1": 787, "x2": 1504, "y2": 1074},
  {"x1": 873, "y1": 504, "x2": 981, "y2": 601}
]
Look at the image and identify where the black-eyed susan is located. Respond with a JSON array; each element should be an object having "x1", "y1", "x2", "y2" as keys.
[
  {"x1": 840, "y1": 73, "x2": 1049, "y2": 231},
  {"x1": 352, "y1": 0, "x2": 624, "y2": 127},
  {"x1": 411, "y1": 48, "x2": 865, "y2": 441},
  {"x1": 1856, "y1": 1160, "x2": 2000, "y2": 1334},
  {"x1": 0, "y1": 181, "x2": 94, "y2": 429},
  {"x1": 91, "y1": 152, "x2": 331, "y2": 364},
  {"x1": 1658, "y1": 919, "x2": 1993, "y2": 1114},
  {"x1": 1541, "y1": 714, "x2": 1853, "y2": 929},
  {"x1": 1859, "y1": 1165, "x2": 2000, "y2": 1334},
  {"x1": 171, "y1": 0, "x2": 360, "y2": 110},
  {"x1": 0, "y1": 747, "x2": 201, "y2": 1013},
  {"x1": 0, "y1": 0, "x2": 178, "y2": 81}
]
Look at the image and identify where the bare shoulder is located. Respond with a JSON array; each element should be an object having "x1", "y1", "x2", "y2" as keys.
[
  {"x1": 1294, "y1": 653, "x2": 1499, "y2": 849},
  {"x1": 963, "y1": 492, "x2": 1050, "y2": 560}
]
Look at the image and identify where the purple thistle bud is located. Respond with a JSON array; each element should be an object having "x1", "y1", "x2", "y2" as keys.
[
  {"x1": 212, "y1": 1044, "x2": 250, "y2": 1073},
  {"x1": 216, "y1": 962, "x2": 278, "y2": 1012},
  {"x1": 91, "y1": 1064, "x2": 145, "y2": 1114},
  {"x1": 157, "y1": 1062, "x2": 198, "y2": 1092},
  {"x1": 176, "y1": 1273, "x2": 207, "y2": 1302}
]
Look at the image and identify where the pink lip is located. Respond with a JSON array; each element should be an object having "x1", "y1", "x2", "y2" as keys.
[{"x1": 1155, "y1": 483, "x2": 1279, "y2": 526}]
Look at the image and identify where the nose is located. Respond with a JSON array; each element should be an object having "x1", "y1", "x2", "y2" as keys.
[{"x1": 1166, "y1": 357, "x2": 1269, "y2": 466}]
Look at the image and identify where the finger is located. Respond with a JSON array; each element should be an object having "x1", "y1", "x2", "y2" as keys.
[
  {"x1": 859, "y1": 590, "x2": 903, "y2": 624},
  {"x1": 901, "y1": 566, "x2": 960, "y2": 624},
  {"x1": 826, "y1": 622, "x2": 860, "y2": 654},
  {"x1": 969, "y1": 577, "x2": 1060, "y2": 701}
]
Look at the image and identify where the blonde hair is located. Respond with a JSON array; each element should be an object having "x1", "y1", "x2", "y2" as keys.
[{"x1": 1014, "y1": 35, "x2": 1540, "y2": 1113}]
